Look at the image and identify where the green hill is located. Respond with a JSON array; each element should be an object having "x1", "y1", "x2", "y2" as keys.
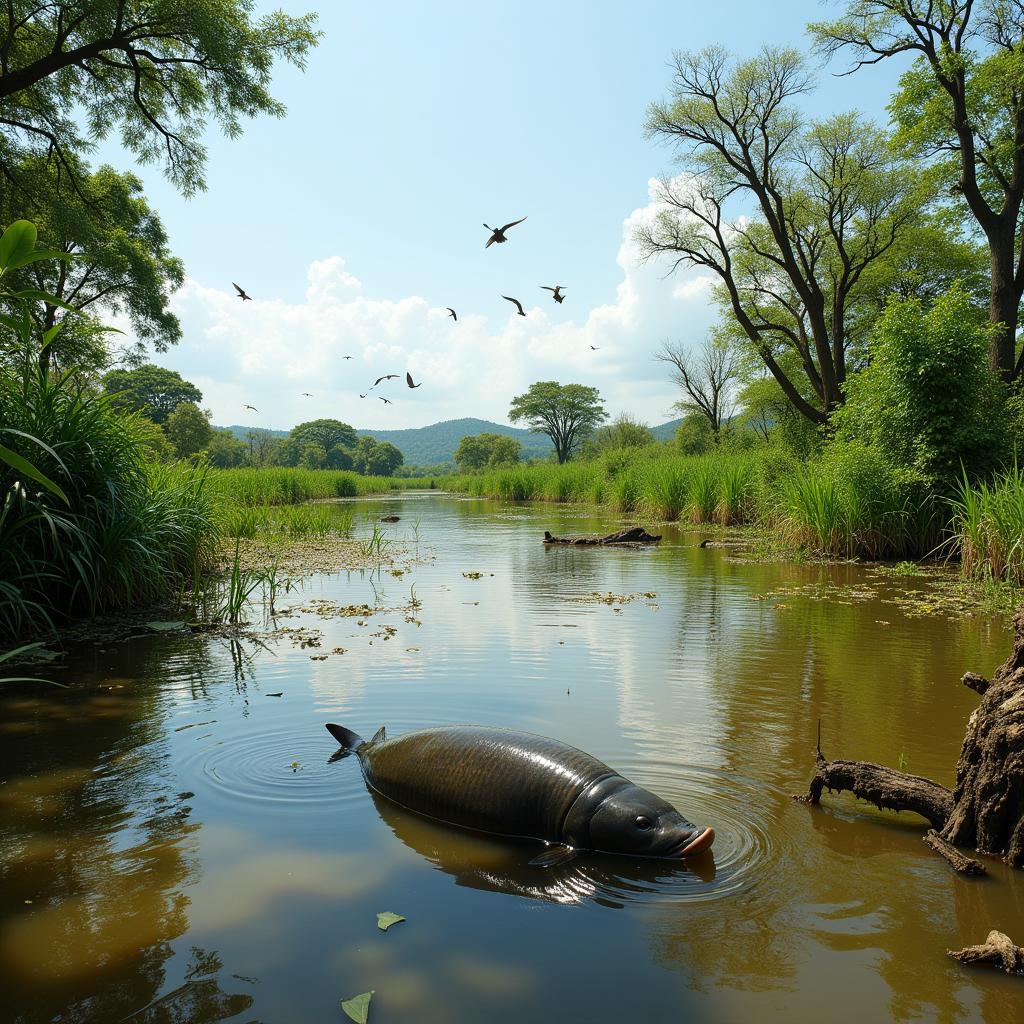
[{"x1": 218, "y1": 416, "x2": 683, "y2": 465}]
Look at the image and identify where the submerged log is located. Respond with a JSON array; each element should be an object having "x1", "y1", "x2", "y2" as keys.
[
  {"x1": 923, "y1": 830, "x2": 986, "y2": 876},
  {"x1": 542, "y1": 527, "x2": 662, "y2": 546},
  {"x1": 797, "y1": 609, "x2": 1024, "y2": 869},
  {"x1": 948, "y1": 931, "x2": 1024, "y2": 975}
]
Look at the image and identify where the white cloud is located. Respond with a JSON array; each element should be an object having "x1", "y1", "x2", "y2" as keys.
[{"x1": 159, "y1": 177, "x2": 719, "y2": 431}]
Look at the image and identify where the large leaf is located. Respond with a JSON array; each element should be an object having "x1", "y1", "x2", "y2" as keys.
[
  {"x1": 7, "y1": 288, "x2": 80, "y2": 315},
  {"x1": 0, "y1": 221, "x2": 37, "y2": 271},
  {"x1": 0, "y1": 443, "x2": 69, "y2": 504},
  {"x1": 340, "y1": 991, "x2": 374, "y2": 1023},
  {"x1": 5, "y1": 248, "x2": 72, "y2": 271},
  {"x1": 375, "y1": 911, "x2": 405, "y2": 932}
]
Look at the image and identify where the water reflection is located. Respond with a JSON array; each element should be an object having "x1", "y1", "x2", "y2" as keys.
[{"x1": 369, "y1": 788, "x2": 716, "y2": 908}]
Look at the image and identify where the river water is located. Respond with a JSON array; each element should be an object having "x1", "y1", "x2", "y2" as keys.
[{"x1": 1, "y1": 493, "x2": 1022, "y2": 1023}]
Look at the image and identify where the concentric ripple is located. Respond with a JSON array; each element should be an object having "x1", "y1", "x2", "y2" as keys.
[{"x1": 180, "y1": 726, "x2": 366, "y2": 807}]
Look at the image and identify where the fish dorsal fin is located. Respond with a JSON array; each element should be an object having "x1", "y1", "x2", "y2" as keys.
[{"x1": 371, "y1": 726, "x2": 387, "y2": 744}]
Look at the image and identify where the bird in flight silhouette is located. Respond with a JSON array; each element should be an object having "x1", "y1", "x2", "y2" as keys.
[
  {"x1": 484, "y1": 217, "x2": 527, "y2": 247},
  {"x1": 446, "y1": 308, "x2": 457, "y2": 321},
  {"x1": 502, "y1": 295, "x2": 526, "y2": 317},
  {"x1": 232, "y1": 282, "x2": 252, "y2": 301},
  {"x1": 541, "y1": 285, "x2": 566, "y2": 304},
  {"x1": 406, "y1": 372, "x2": 421, "y2": 389}
]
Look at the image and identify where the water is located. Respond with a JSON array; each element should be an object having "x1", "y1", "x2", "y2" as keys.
[{"x1": 2, "y1": 494, "x2": 1022, "y2": 1024}]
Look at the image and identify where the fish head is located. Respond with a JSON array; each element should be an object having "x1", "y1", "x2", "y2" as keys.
[{"x1": 585, "y1": 782, "x2": 714, "y2": 859}]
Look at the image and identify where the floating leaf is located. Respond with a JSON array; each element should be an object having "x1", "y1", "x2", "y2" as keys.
[
  {"x1": 376, "y1": 911, "x2": 405, "y2": 932},
  {"x1": 341, "y1": 990, "x2": 374, "y2": 1022},
  {"x1": 145, "y1": 620, "x2": 186, "y2": 632}
]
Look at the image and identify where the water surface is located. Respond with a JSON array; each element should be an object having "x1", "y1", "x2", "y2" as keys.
[{"x1": 2, "y1": 494, "x2": 1021, "y2": 1023}]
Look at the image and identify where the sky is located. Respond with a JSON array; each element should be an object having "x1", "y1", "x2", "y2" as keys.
[{"x1": 98, "y1": 1, "x2": 909, "y2": 432}]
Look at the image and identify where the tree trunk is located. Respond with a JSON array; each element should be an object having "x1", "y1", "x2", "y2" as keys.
[
  {"x1": 797, "y1": 610, "x2": 1024, "y2": 868},
  {"x1": 990, "y1": 241, "x2": 1020, "y2": 382}
]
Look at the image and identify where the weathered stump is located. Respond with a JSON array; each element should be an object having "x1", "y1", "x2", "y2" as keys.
[{"x1": 948, "y1": 931, "x2": 1024, "y2": 974}]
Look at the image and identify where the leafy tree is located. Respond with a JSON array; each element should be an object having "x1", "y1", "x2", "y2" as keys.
[
  {"x1": 243, "y1": 429, "x2": 283, "y2": 467},
  {"x1": 639, "y1": 49, "x2": 921, "y2": 423},
  {"x1": 454, "y1": 432, "x2": 523, "y2": 471},
  {"x1": 165, "y1": 402, "x2": 212, "y2": 459},
  {"x1": 0, "y1": 155, "x2": 183, "y2": 373},
  {"x1": 835, "y1": 285, "x2": 1007, "y2": 485},
  {"x1": 812, "y1": 1, "x2": 1024, "y2": 381},
  {"x1": 0, "y1": 1, "x2": 320, "y2": 198},
  {"x1": 299, "y1": 442, "x2": 326, "y2": 470},
  {"x1": 325, "y1": 444, "x2": 354, "y2": 470},
  {"x1": 282, "y1": 419, "x2": 357, "y2": 466},
  {"x1": 591, "y1": 414, "x2": 655, "y2": 451},
  {"x1": 657, "y1": 332, "x2": 740, "y2": 439},
  {"x1": 675, "y1": 414, "x2": 716, "y2": 455},
  {"x1": 101, "y1": 364, "x2": 201, "y2": 424},
  {"x1": 352, "y1": 437, "x2": 403, "y2": 476},
  {"x1": 509, "y1": 381, "x2": 607, "y2": 463},
  {"x1": 129, "y1": 416, "x2": 174, "y2": 463},
  {"x1": 208, "y1": 428, "x2": 246, "y2": 469}
]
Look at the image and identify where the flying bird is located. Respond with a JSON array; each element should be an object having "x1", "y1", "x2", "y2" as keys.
[
  {"x1": 379, "y1": 397, "x2": 393, "y2": 404},
  {"x1": 359, "y1": 393, "x2": 369, "y2": 399},
  {"x1": 541, "y1": 285, "x2": 566, "y2": 304},
  {"x1": 502, "y1": 295, "x2": 526, "y2": 317},
  {"x1": 406, "y1": 372, "x2": 421, "y2": 389},
  {"x1": 446, "y1": 307, "x2": 458, "y2": 321},
  {"x1": 232, "y1": 282, "x2": 252, "y2": 301},
  {"x1": 589, "y1": 345, "x2": 600, "y2": 351},
  {"x1": 244, "y1": 404, "x2": 258, "y2": 412},
  {"x1": 373, "y1": 374, "x2": 399, "y2": 386},
  {"x1": 484, "y1": 217, "x2": 527, "y2": 247},
  {"x1": 342, "y1": 355, "x2": 353, "y2": 360},
  {"x1": 301, "y1": 392, "x2": 313, "y2": 397}
]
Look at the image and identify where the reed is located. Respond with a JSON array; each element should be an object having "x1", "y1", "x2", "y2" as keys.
[
  {"x1": 950, "y1": 465, "x2": 1024, "y2": 585},
  {"x1": 206, "y1": 467, "x2": 438, "y2": 507}
]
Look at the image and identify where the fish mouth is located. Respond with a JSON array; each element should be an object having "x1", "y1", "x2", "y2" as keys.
[{"x1": 677, "y1": 826, "x2": 715, "y2": 858}]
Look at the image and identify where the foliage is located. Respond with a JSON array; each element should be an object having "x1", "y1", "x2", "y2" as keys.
[
  {"x1": 587, "y1": 414, "x2": 654, "y2": 454},
  {"x1": 0, "y1": 1, "x2": 321, "y2": 197},
  {"x1": 208, "y1": 428, "x2": 247, "y2": 469},
  {"x1": 508, "y1": 381, "x2": 607, "y2": 463},
  {"x1": 0, "y1": 154, "x2": 183, "y2": 372},
  {"x1": 132, "y1": 417, "x2": 174, "y2": 463},
  {"x1": 352, "y1": 436, "x2": 404, "y2": 476},
  {"x1": 279, "y1": 418, "x2": 357, "y2": 467},
  {"x1": 454, "y1": 432, "x2": 523, "y2": 470},
  {"x1": 101, "y1": 363, "x2": 202, "y2": 424},
  {"x1": 298, "y1": 442, "x2": 327, "y2": 470},
  {"x1": 205, "y1": 467, "x2": 436, "y2": 507},
  {"x1": 166, "y1": 402, "x2": 212, "y2": 459},
  {"x1": 951, "y1": 464, "x2": 1024, "y2": 586},
  {"x1": 835, "y1": 287, "x2": 1007, "y2": 486},
  {"x1": 675, "y1": 414, "x2": 715, "y2": 455}
]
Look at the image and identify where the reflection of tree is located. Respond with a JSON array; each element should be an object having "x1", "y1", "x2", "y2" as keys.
[{"x1": 0, "y1": 639, "x2": 252, "y2": 1023}]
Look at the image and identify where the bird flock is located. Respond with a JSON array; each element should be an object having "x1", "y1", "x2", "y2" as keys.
[{"x1": 232, "y1": 216, "x2": 576, "y2": 416}]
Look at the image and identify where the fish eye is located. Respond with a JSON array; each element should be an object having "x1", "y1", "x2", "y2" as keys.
[{"x1": 635, "y1": 815, "x2": 653, "y2": 830}]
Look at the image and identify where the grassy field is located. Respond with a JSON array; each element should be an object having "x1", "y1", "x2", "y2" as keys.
[{"x1": 206, "y1": 467, "x2": 440, "y2": 506}]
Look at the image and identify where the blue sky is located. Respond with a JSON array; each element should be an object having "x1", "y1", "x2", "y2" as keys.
[{"x1": 101, "y1": 1, "x2": 909, "y2": 432}]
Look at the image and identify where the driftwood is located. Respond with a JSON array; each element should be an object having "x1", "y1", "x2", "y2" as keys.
[
  {"x1": 923, "y1": 830, "x2": 986, "y2": 876},
  {"x1": 948, "y1": 931, "x2": 1024, "y2": 974},
  {"x1": 542, "y1": 527, "x2": 661, "y2": 546},
  {"x1": 796, "y1": 609, "x2": 1024, "y2": 869}
]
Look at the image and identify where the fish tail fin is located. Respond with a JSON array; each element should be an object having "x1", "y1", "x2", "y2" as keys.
[{"x1": 326, "y1": 723, "x2": 366, "y2": 751}]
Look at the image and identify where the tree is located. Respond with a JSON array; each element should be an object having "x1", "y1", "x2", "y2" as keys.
[
  {"x1": 208, "y1": 429, "x2": 246, "y2": 469},
  {"x1": 244, "y1": 429, "x2": 283, "y2": 467},
  {"x1": 299, "y1": 442, "x2": 326, "y2": 470},
  {"x1": 508, "y1": 382, "x2": 607, "y2": 464},
  {"x1": 166, "y1": 402, "x2": 212, "y2": 459},
  {"x1": 282, "y1": 419, "x2": 357, "y2": 466},
  {"x1": 0, "y1": 155, "x2": 183, "y2": 373},
  {"x1": 835, "y1": 286, "x2": 1008, "y2": 485},
  {"x1": 638, "y1": 48, "x2": 921, "y2": 424},
  {"x1": 812, "y1": 1, "x2": 1024, "y2": 381},
  {"x1": 130, "y1": 416, "x2": 173, "y2": 463},
  {"x1": 101, "y1": 364, "x2": 201, "y2": 424},
  {"x1": 657, "y1": 333, "x2": 740, "y2": 439},
  {"x1": 675, "y1": 414, "x2": 716, "y2": 455},
  {"x1": 0, "y1": 1, "x2": 320, "y2": 198},
  {"x1": 455, "y1": 432, "x2": 523, "y2": 471},
  {"x1": 352, "y1": 437, "x2": 403, "y2": 476},
  {"x1": 591, "y1": 415, "x2": 655, "y2": 451}
]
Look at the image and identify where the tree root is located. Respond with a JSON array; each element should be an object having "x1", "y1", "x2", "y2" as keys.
[
  {"x1": 923, "y1": 830, "x2": 986, "y2": 876},
  {"x1": 948, "y1": 931, "x2": 1024, "y2": 975}
]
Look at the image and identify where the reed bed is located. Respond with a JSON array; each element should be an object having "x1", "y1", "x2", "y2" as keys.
[
  {"x1": 220, "y1": 502, "x2": 355, "y2": 540},
  {"x1": 206, "y1": 467, "x2": 439, "y2": 507},
  {"x1": 951, "y1": 466, "x2": 1024, "y2": 585}
]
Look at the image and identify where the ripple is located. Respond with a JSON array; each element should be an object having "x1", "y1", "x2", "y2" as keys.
[{"x1": 183, "y1": 726, "x2": 365, "y2": 807}]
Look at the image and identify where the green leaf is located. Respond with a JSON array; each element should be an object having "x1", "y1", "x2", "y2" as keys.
[
  {"x1": 0, "y1": 676, "x2": 68, "y2": 688},
  {"x1": 0, "y1": 642, "x2": 44, "y2": 664},
  {"x1": 7, "y1": 288, "x2": 81, "y2": 315},
  {"x1": 376, "y1": 911, "x2": 405, "y2": 932},
  {"x1": 41, "y1": 323, "x2": 63, "y2": 350},
  {"x1": 5, "y1": 248, "x2": 73, "y2": 271},
  {"x1": 0, "y1": 221, "x2": 37, "y2": 271},
  {"x1": 341, "y1": 991, "x2": 374, "y2": 1023},
  {"x1": 0, "y1": 443, "x2": 69, "y2": 504},
  {"x1": 145, "y1": 620, "x2": 187, "y2": 632}
]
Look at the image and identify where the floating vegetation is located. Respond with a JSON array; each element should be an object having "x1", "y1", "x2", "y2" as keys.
[
  {"x1": 341, "y1": 991, "x2": 374, "y2": 1024},
  {"x1": 376, "y1": 911, "x2": 405, "y2": 932},
  {"x1": 566, "y1": 590, "x2": 658, "y2": 606}
]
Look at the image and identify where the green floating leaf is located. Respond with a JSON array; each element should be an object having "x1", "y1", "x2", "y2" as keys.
[
  {"x1": 341, "y1": 990, "x2": 374, "y2": 1023},
  {"x1": 376, "y1": 911, "x2": 405, "y2": 932},
  {"x1": 145, "y1": 620, "x2": 187, "y2": 632},
  {"x1": 0, "y1": 220, "x2": 37, "y2": 271}
]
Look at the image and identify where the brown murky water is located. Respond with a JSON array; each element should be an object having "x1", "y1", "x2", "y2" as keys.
[{"x1": 1, "y1": 494, "x2": 1022, "y2": 1023}]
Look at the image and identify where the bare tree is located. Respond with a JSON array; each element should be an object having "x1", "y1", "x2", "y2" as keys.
[
  {"x1": 657, "y1": 335, "x2": 740, "y2": 438},
  {"x1": 812, "y1": 1, "x2": 1024, "y2": 381},
  {"x1": 637, "y1": 47, "x2": 920, "y2": 424}
]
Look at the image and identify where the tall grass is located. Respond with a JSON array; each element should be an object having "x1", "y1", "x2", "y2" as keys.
[
  {"x1": 951, "y1": 465, "x2": 1024, "y2": 585},
  {"x1": 207, "y1": 467, "x2": 438, "y2": 507},
  {"x1": 220, "y1": 502, "x2": 354, "y2": 539},
  {"x1": 0, "y1": 366, "x2": 218, "y2": 640}
]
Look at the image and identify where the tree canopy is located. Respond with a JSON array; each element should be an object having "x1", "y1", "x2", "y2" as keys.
[
  {"x1": 166, "y1": 401, "x2": 212, "y2": 459},
  {"x1": 353, "y1": 436, "x2": 403, "y2": 476},
  {"x1": 101, "y1": 363, "x2": 201, "y2": 424},
  {"x1": 454, "y1": 432, "x2": 523, "y2": 471},
  {"x1": 509, "y1": 382, "x2": 607, "y2": 463},
  {"x1": 0, "y1": 1, "x2": 320, "y2": 198},
  {"x1": 281, "y1": 419, "x2": 358, "y2": 467},
  {"x1": 0, "y1": 154, "x2": 183, "y2": 372}
]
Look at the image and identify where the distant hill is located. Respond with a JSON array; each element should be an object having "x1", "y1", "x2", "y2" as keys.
[{"x1": 217, "y1": 416, "x2": 683, "y2": 465}]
